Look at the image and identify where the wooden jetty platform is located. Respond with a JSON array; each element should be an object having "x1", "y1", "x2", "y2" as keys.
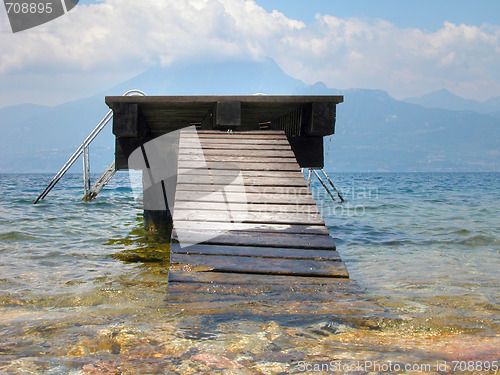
[
  {"x1": 104, "y1": 95, "x2": 347, "y2": 284},
  {"x1": 168, "y1": 128, "x2": 348, "y2": 283}
]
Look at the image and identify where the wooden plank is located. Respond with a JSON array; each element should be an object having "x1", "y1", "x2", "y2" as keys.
[
  {"x1": 178, "y1": 149, "x2": 296, "y2": 157},
  {"x1": 177, "y1": 161, "x2": 300, "y2": 171},
  {"x1": 175, "y1": 184, "x2": 312, "y2": 195},
  {"x1": 182, "y1": 134, "x2": 286, "y2": 140},
  {"x1": 172, "y1": 230, "x2": 335, "y2": 247},
  {"x1": 174, "y1": 191, "x2": 316, "y2": 204},
  {"x1": 173, "y1": 206, "x2": 323, "y2": 223},
  {"x1": 188, "y1": 131, "x2": 288, "y2": 138},
  {"x1": 178, "y1": 169, "x2": 304, "y2": 179},
  {"x1": 196, "y1": 130, "x2": 286, "y2": 135},
  {"x1": 173, "y1": 210, "x2": 324, "y2": 226},
  {"x1": 168, "y1": 271, "x2": 351, "y2": 285},
  {"x1": 181, "y1": 133, "x2": 288, "y2": 140},
  {"x1": 170, "y1": 254, "x2": 348, "y2": 278},
  {"x1": 176, "y1": 177, "x2": 307, "y2": 187},
  {"x1": 174, "y1": 221, "x2": 328, "y2": 236},
  {"x1": 172, "y1": 201, "x2": 320, "y2": 214},
  {"x1": 180, "y1": 134, "x2": 290, "y2": 146},
  {"x1": 171, "y1": 243, "x2": 341, "y2": 261},
  {"x1": 178, "y1": 155, "x2": 298, "y2": 163},
  {"x1": 180, "y1": 140, "x2": 286, "y2": 145},
  {"x1": 179, "y1": 143, "x2": 292, "y2": 150},
  {"x1": 176, "y1": 175, "x2": 307, "y2": 187}
]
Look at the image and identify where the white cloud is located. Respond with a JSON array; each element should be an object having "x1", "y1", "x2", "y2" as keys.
[
  {"x1": 272, "y1": 15, "x2": 500, "y2": 100},
  {"x1": 0, "y1": 0, "x2": 304, "y2": 73},
  {"x1": 0, "y1": 0, "x2": 499, "y2": 106}
]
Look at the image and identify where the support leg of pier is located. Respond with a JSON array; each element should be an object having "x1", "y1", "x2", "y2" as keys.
[
  {"x1": 143, "y1": 181, "x2": 174, "y2": 237},
  {"x1": 138, "y1": 131, "x2": 180, "y2": 238},
  {"x1": 144, "y1": 209, "x2": 173, "y2": 236}
]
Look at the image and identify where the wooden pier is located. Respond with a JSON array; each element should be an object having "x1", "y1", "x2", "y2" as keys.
[
  {"x1": 168, "y1": 129, "x2": 348, "y2": 283},
  {"x1": 105, "y1": 95, "x2": 347, "y2": 284}
]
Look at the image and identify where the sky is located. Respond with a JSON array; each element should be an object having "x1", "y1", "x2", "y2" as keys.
[{"x1": 1, "y1": 0, "x2": 499, "y2": 107}]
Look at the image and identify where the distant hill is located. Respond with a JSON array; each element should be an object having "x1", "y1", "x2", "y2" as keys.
[
  {"x1": 345, "y1": 96, "x2": 495, "y2": 170},
  {"x1": 0, "y1": 94, "x2": 114, "y2": 173},
  {"x1": 113, "y1": 58, "x2": 304, "y2": 96},
  {"x1": 0, "y1": 58, "x2": 303, "y2": 173},
  {"x1": 484, "y1": 96, "x2": 500, "y2": 119},
  {"x1": 404, "y1": 88, "x2": 497, "y2": 114},
  {"x1": 0, "y1": 60, "x2": 499, "y2": 173},
  {"x1": 0, "y1": 103, "x2": 52, "y2": 125},
  {"x1": 489, "y1": 110, "x2": 500, "y2": 120},
  {"x1": 295, "y1": 83, "x2": 499, "y2": 171},
  {"x1": 484, "y1": 96, "x2": 500, "y2": 107}
]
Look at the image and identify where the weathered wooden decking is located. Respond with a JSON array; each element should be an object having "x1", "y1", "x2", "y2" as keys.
[{"x1": 168, "y1": 129, "x2": 348, "y2": 283}]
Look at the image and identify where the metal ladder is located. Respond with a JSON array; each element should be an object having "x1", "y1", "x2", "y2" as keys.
[
  {"x1": 304, "y1": 168, "x2": 345, "y2": 203},
  {"x1": 33, "y1": 89, "x2": 146, "y2": 204}
]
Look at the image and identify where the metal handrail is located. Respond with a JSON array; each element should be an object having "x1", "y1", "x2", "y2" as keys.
[
  {"x1": 33, "y1": 89, "x2": 146, "y2": 204},
  {"x1": 319, "y1": 168, "x2": 345, "y2": 202},
  {"x1": 306, "y1": 167, "x2": 345, "y2": 203}
]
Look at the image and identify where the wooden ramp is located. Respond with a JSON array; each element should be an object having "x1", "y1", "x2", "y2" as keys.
[{"x1": 168, "y1": 129, "x2": 349, "y2": 283}]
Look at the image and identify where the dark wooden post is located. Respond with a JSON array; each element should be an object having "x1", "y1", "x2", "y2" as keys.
[
  {"x1": 111, "y1": 101, "x2": 180, "y2": 238},
  {"x1": 141, "y1": 132, "x2": 180, "y2": 237},
  {"x1": 214, "y1": 101, "x2": 241, "y2": 129},
  {"x1": 143, "y1": 185, "x2": 173, "y2": 235}
]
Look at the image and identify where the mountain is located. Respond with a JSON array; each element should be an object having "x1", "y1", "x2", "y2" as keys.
[
  {"x1": 404, "y1": 88, "x2": 500, "y2": 117},
  {"x1": 484, "y1": 96, "x2": 500, "y2": 108},
  {"x1": 484, "y1": 96, "x2": 500, "y2": 119},
  {"x1": 0, "y1": 103, "x2": 51, "y2": 126},
  {"x1": 0, "y1": 60, "x2": 499, "y2": 173},
  {"x1": 403, "y1": 88, "x2": 497, "y2": 114},
  {"x1": 488, "y1": 110, "x2": 500, "y2": 120},
  {"x1": 112, "y1": 58, "x2": 303, "y2": 96},
  {"x1": 296, "y1": 83, "x2": 499, "y2": 171},
  {"x1": 0, "y1": 94, "x2": 115, "y2": 173},
  {"x1": 0, "y1": 58, "x2": 303, "y2": 173}
]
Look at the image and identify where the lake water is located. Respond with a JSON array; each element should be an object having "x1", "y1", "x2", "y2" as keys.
[{"x1": 0, "y1": 172, "x2": 498, "y2": 374}]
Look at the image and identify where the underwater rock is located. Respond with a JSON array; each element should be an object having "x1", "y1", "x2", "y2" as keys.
[
  {"x1": 191, "y1": 352, "x2": 243, "y2": 370},
  {"x1": 82, "y1": 360, "x2": 121, "y2": 374}
]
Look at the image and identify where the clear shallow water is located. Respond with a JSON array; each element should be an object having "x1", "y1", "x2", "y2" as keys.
[
  {"x1": 0, "y1": 172, "x2": 498, "y2": 374},
  {"x1": 315, "y1": 173, "x2": 500, "y2": 331}
]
